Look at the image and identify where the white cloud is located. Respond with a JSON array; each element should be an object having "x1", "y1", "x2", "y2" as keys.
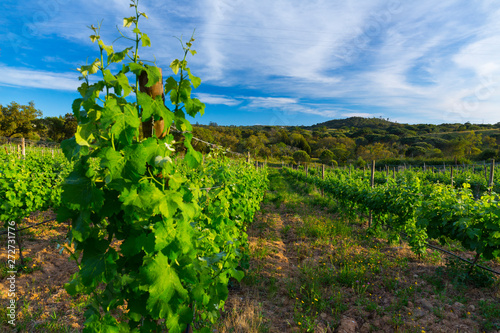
[
  {"x1": 245, "y1": 97, "x2": 297, "y2": 109},
  {"x1": 341, "y1": 113, "x2": 375, "y2": 118},
  {"x1": 195, "y1": 93, "x2": 241, "y2": 106},
  {"x1": 0, "y1": 66, "x2": 80, "y2": 91},
  {"x1": 243, "y1": 96, "x2": 340, "y2": 117}
]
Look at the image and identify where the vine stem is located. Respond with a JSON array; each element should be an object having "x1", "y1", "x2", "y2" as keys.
[
  {"x1": 467, "y1": 252, "x2": 481, "y2": 276},
  {"x1": 134, "y1": 0, "x2": 141, "y2": 117}
]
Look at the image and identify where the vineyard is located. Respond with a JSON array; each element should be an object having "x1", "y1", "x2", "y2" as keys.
[
  {"x1": 1, "y1": 1, "x2": 500, "y2": 332},
  {"x1": 2, "y1": 147, "x2": 500, "y2": 332}
]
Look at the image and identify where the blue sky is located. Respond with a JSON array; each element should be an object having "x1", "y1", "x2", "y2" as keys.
[{"x1": 2, "y1": 0, "x2": 500, "y2": 126}]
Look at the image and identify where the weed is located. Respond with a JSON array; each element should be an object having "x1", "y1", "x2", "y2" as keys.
[
  {"x1": 445, "y1": 257, "x2": 496, "y2": 288},
  {"x1": 422, "y1": 269, "x2": 446, "y2": 293},
  {"x1": 330, "y1": 291, "x2": 348, "y2": 320},
  {"x1": 433, "y1": 306, "x2": 444, "y2": 319},
  {"x1": 364, "y1": 299, "x2": 378, "y2": 312},
  {"x1": 479, "y1": 300, "x2": 500, "y2": 331},
  {"x1": 281, "y1": 224, "x2": 292, "y2": 237},
  {"x1": 422, "y1": 250, "x2": 442, "y2": 264},
  {"x1": 335, "y1": 263, "x2": 366, "y2": 287}
]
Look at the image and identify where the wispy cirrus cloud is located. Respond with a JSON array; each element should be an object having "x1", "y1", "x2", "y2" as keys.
[
  {"x1": 0, "y1": 65, "x2": 79, "y2": 91},
  {"x1": 195, "y1": 93, "x2": 242, "y2": 106}
]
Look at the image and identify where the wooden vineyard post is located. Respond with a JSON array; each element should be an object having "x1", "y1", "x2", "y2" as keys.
[
  {"x1": 21, "y1": 138, "x2": 26, "y2": 157},
  {"x1": 369, "y1": 160, "x2": 375, "y2": 228},
  {"x1": 305, "y1": 164, "x2": 308, "y2": 177},
  {"x1": 139, "y1": 67, "x2": 165, "y2": 139},
  {"x1": 451, "y1": 165, "x2": 454, "y2": 187},
  {"x1": 246, "y1": 152, "x2": 250, "y2": 163},
  {"x1": 489, "y1": 159, "x2": 495, "y2": 194},
  {"x1": 423, "y1": 163, "x2": 426, "y2": 172},
  {"x1": 321, "y1": 164, "x2": 325, "y2": 197},
  {"x1": 255, "y1": 160, "x2": 258, "y2": 170},
  {"x1": 393, "y1": 167, "x2": 396, "y2": 179},
  {"x1": 370, "y1": 160, "x2": 375, "y2": 187}
]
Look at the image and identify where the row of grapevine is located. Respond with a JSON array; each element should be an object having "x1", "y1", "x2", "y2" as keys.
[
  {"x1": 0, "y1": 150, "x2": 71, "y2": 231},
  {"x1": 285, "y1": 167, "x2": 500, "y2": 261},
  {"x1": 306, "y1": 163, "x2": 498, "y2": 190}
]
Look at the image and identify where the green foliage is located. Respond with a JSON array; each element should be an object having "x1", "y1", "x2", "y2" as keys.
[
  {"x1": 444, "y1": 257, "x2": 496, "y2": 288},
  {"x1": 293, "y1": 150, "x2": 310, "y2": 164},
  {"x1": 479, "y1": 299, "x2": 500, "y2": 330},
  {"x1": 0, "y1": 150, "x2": 70, "y2": 227},
  {"x1": 32, "y1": 113, "x2": 78, "y2": 142},
  {"x1": 285, "y1": 166, "x2": 500, "y2": 261},
  {"x1": 0, "y1": 101, "x2": 42, "y2": 139},
  {"x1": 57, "y1": 3, "x2": 268, "y2": 332},
  {"x1": 319, "y1": 149, "x2": 334, "y2": 165},
  {"x1": 355, "y1": 156, "x2": 366, "y2": 168}
]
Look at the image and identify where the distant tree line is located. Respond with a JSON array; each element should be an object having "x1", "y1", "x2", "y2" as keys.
[
  {"x1": 0, "y1": 101, "x2": 77, "y2": 142},
  {"x1": 193, "y1": 117, "x2": 500, "y2": 166},
  {"x1": 3, "y1": 101, "x2": 500, "y2": 165}
]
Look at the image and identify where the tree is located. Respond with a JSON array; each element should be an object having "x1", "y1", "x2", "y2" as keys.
[
  {"x1": 44, "y1": 116, "x2": 66, "y2": 142},
  {"x1": 290, "y1": 133, "x2": 311, "y2": 154},
  {"x1": 293, "y1": 150, "x2": 311, "y2": 164},
  {"x1": 358, "y1": 143, "x2": 394, "y2": 161},
  {"x1": 0, "y1": 101, "x2": 42, "y2": 138},
  {"x1": 332, "y1": 147, "x2": 350, "y2": 163},
  {"x1": 32, "y1": 113, "x2": 79, "y2": 142},
  {"x1": 464, "y1": 131, "x2": 482, "y2": 156},
  {"x1": 63, "y1": 113, "x2": 78, "y2": 139},
  {"x1": 355, "y1": 156, "x2": 366, "y2": 168},
  {"x1": 246, "y1": 134, "x2": 267, "y2": 157},
  {"x1": 319, "y1": 149, "x2": 334, "y2": 164}
]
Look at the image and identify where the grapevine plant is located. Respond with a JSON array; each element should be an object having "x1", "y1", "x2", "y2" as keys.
[
  {"x1": 285, "y1": 167, "x2": 500, "y2": 261},
  {"x1": 57, "y1": 2, "x2": 267, "y2": 331}
]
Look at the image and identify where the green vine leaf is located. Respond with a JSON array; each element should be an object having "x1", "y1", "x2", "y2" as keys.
[{"x1": 142, "y1": 253, "x2": 189, "y2": 317}]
